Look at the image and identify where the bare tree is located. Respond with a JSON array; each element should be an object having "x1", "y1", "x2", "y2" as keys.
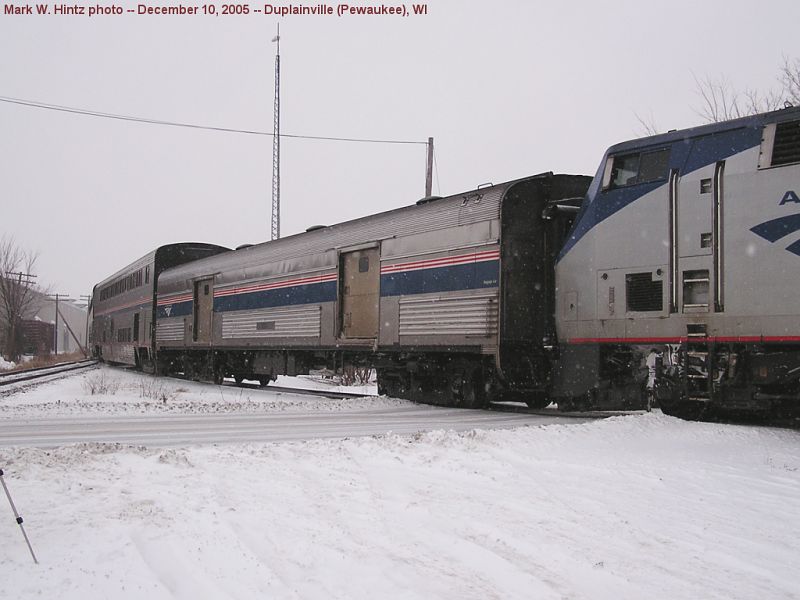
[
  {"x1": 693, "y1": 73, "x2": 741, "y2": 123},
  {"x1": 693, "y1": 73, "x2": 783, "y2": 123},
  {"x1": 693, "y1": 57, "x2": 798, "y2": 124},
  {"x1": 779, "y1": 55, "x2": 800, "y2": 106},
  {"x1": 634, "y1": 110, "x2": 661, "y2": 136},
  {"x1": 0, "y1": 236, "x2": 42, "y2": 361}
]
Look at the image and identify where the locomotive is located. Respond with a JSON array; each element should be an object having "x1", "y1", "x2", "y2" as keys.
[
  {"x1": 91, "y1": 106, "x2": 800, "y2": 420},
  {"x1": 554, "y1": 106, "x2": 800, "y2": 419}
]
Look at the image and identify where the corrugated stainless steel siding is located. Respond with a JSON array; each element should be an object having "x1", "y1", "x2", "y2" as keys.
[
  {"x1": 398, "y1": 292, "x2": 499, "y2": 337},
  {"x1": 156, "y1": 318, "x2": 184, "y2": 342},
  {"x1": 221, "y1": 305, "x2": 321, "y2": 339},
  {"x1": 102, "y1": 343, "x2": 136, "y2": 365}
]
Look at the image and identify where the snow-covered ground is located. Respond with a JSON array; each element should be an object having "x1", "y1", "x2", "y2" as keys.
[
  {"x1": 1, "y1": 368, "x2": 799, "y2": 599},
  {"x1": 0, "y1": 365, "x2": 393, "y2": 418}
]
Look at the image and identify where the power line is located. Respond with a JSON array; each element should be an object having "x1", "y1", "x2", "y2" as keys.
[{"x1": 0, "y1": 95, "x2": 428, "y2": 145}]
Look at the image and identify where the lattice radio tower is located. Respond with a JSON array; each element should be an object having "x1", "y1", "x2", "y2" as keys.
[{"x1": 271, "y1": 25, "x2": 281, "y2": 241}]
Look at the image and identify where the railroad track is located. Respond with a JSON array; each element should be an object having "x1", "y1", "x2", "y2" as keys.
[
  {"x1": 0, "y1": 359, "x2": 98, "y2": 388},
  {"x1": 487, "y1": 401, "x2": 637, "y2": 419},
  {"x1": 221, "y1": 379, "x2": 380, "y2": 401},
  {"x1": 4, "y1": 362, "x2": 793, "y2": 428},
  {"x1": 218, "y1": 378, "x2": 620, "y2": 417},
  {"x1": 125, "y1": 368, "x2": 800, "y2": 427},
  {"x1": 2, "y1": 359, "x2": 627, "y2": 419},
  {"x1": 0, "y1": 360, "x2": 632, "y2": 420},
  {"x1": 488, "y1": 399, "x2": 800, "y2": 428},
  {"x1": 210, "y1": 376, "x2": 609, "y2": 415}
]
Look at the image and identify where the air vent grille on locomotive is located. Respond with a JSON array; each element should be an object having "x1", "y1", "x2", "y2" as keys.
[
  {"x1": 625, "y1": 272, "x2": 663, "y2": 312},
  {"x1": 772, "y1": 119, "x2": 800, "y2": 166}
]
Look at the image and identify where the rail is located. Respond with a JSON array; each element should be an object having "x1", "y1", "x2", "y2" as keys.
[
  {"x1": 172, "y1": 372, "x2": 626, "y2": 414},
  {"x1": 220, "y1": 380, "x2": 378, "y2": 401},
  {"x1": 0, "y1": 359, "x2": 98, "y2": 387}
]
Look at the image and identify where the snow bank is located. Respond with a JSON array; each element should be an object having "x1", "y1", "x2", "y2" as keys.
[
  {"x1": 0, "y1": 357, "x2": 15, "y2": 371},
  {"x1": 1, "y1": 414, "x2": 798, "y2": 599}
]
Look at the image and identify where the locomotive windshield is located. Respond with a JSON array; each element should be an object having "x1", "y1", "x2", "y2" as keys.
[{"x1": 605, "y1": 147, "x2": 670, "y2": 189}]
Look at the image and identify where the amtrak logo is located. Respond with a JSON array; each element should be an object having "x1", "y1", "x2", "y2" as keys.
[
  {"x1": 750, "y1": 191, "x2": 800, "y2": 257},
  {"x1": 164, "y1": 306, "x2": 172, "y2": 317}
]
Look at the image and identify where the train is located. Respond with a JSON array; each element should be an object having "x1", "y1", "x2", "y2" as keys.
[{"x1": 91, "y1": 106, "x2": 800, "y2": 420}]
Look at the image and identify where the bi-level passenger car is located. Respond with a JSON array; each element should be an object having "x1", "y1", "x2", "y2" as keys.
[{"x1": 91, "y1": 243, "x2": 229, "y2": 371}]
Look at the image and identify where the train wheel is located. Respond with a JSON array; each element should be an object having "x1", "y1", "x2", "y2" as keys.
[
  {"x1": 450, "y1": 364, "x2": 486, "y2": 409},
  {"x1": 660, "y1": 398, "x2": 708, "y2": 421},
  {"x1": 377, "y1": 369, "x2": 408, "y2": 399},
  {"x1": 556, "y1": 395, "x2": 590, "y2": 412},
  {"x1": 258, "y1": 377, "x2": 271, "y2": 387},
  {"x1": 377, "y1": 375, "x2": 388, "y2": 396},
  {"x1": 524, "y1": 392, "x2": 551, "y2": 410}
]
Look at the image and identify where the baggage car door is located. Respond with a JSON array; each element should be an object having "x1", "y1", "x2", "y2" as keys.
[
  {"x1": 193, "y1": 277, "x2": 214, "y2": 344},
  {"x1": 340, "y1": 248, "x2": 379, "y2": 339}
]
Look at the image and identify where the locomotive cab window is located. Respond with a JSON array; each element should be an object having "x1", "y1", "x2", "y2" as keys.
[
  {"x1": 609, "y1": 153, "x2": 640, "y2": 187},
  {"x1": 603, "y1": 148, "x2": 670, "y2": 189}
]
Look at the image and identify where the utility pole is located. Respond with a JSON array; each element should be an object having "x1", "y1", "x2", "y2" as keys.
[
  {"x1": 271, "y1": 24, "x2": 281, "y2": 241},
  {"x1": 46, "y1": 293, "x2": 71, "y2": 355},
  {"x1": 425, "y1": 137, "x2": 434, "y2": 197},
  {"x1": 5, "y1": 271, "x2": 36, "y2": 284}
]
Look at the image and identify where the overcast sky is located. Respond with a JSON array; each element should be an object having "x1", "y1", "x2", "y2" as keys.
[{"x1": 1, "y1": 0, "x2": 798, "y2": 297}]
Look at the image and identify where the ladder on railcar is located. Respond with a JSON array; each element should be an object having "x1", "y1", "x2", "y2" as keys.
[{"x1": 682, "y1": 326, "x2": 715, "y2": 406}]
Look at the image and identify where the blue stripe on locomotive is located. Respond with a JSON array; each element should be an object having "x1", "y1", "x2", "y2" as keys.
[
  {"x1": 156, "y1": 260, "x2": 500, "y2": 318},
  {"x1": 559, "y1": 122, "x2": 764, "y2": 261}
]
